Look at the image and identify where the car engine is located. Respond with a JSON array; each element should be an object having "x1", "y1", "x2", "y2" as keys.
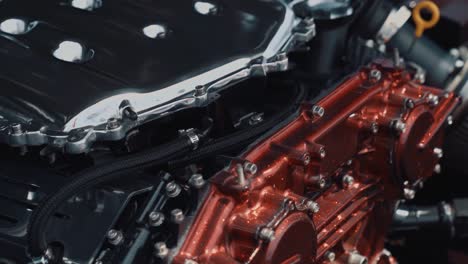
[{"x1": 1, "y1": 0, "x2": 468, "y2": 263}]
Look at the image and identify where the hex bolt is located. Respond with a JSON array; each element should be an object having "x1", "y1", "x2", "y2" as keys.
[
  {"x1": 107, "y1": 229, "x2": 124, "y2": 246},
  {"x1": 392, "y1": 119, "x2": 406, "y2": 134},
  {"x1": 433, "y1": 148, "x2": 443, "y2": 159},
  {"x1": 148, "y1": 211, "x2": 165, "y2": 227},
  {"x1": 305, "y1": 200, "x2": 320, "y2": 213},
  {"x1": 189, "y1": 174, "x2": 206, "y2": 189},
  {"x1": 154, "y1": 242, "x2": 169, "y2": 259},
  {"x1": 258, "y1": 227, "x2": 275, "y2": 242},
  {"x1": 427, "y1": 93, "x2": 439, "y2": 106},
  {"x1": 434, "y1": 163, "x2": 442, "y2": 174},
  {"x1": 325, "y1": 251, "x2": 336, "y2": 262},
  {"x1": 369, "y1": 69, "x2": 382, "y2": 82},
  {"x1": 107, "y1": 118, "x2": 121, "y2": 130},
  {"x1": 243, "y1": 162, "x2": 258, "y2": 175},
  {"x1": 312, "y1": 105, "x2": 325, "y2": 118},
  {"x1": 171, "y1": 209, "x2": 185, "y2": 224},
  {"x1": 403, "y1": 188, "x2": 416, "y2": 200},
  {"x1": 166, "y1": 181, "x2": 182, "y2": 198},
  {"x1": 342, "y1": 175, "x2": 355, "y2": 188},
  {"x1": 348, "y1": 252, "x2": 368, "y2": 264}
]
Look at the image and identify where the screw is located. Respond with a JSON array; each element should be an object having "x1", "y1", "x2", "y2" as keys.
[
  {"x1": 312, "y1": 105, "x2": 325, "y2": 118},
  {"x1": 433, "y1": 148, "x2": 443, "y2": 159},
  {"x1": 434, "y1": 163, "x2": 442, "y2": 174},
  {"x1": 342, "y1": 175, "x2": 355, "y2": 188},
  {"x1": 258, "y1": 227, "x2": 275, "y2": 242},
  {"x1": 243, "y1": 162, "x2": 258, "y2": 175},
  {"x1": 107, "y1": 118, "x2": 120, "y2": 130},
  {"x1": 369, "y1": 69, "x2": 382, "y2": 82},
  {"x1": 171, "y1": 209, "x2": 185, "y2": 224},
  {"x1": 302, "y1": 153, "x2": 312, "y2": 166},
  {"x1": 392, "y1": 119, "x2": 406, "y2": 134},
  {"x1": 107, "y1": 229, "x2": 124, "y2": 246},
  {"x1": 305, "y1": 200, "x2": 320, "y2": 213},
  {"x1": 403, "y1": 188, "x2": 416, "y2": 200},
  {"x1": 189, "y1": 174, "x2": 206, "y2": 189},
  {"x1": 166, "y1": 181, "x2": 181, "y2": 198},
  {"x1": 325, "y1": 251, "x2": 336, "y2": 262},
  {"x1": 148, "y1": 211, "x2": 165, "y2": 227},
  {"x1": 427, "y1": 94, "x2": 439, "y2": 106},
  {"x1": 154, "y1": 242, "x2": 169, "y2": 259}
]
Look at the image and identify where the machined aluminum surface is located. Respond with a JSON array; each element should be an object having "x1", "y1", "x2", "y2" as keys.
[{"x1": 0, "y1": 0, "x2": 315, "y2": 153}]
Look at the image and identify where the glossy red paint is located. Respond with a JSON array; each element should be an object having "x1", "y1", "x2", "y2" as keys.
[{"x1": 174, "y1": 62, "x2": 460, "y2": 264}]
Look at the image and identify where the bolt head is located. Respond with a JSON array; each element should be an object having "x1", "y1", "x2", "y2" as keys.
[
  {"x1": 189, "y1": 174, "x2": 206, "y2": 189},
  {"x1": 427, "y1": 94, "x2": 439, "y2": 106},
  {"x1": 306, "y1": 200, "x2": 320, "y2": 213},
  {"x1": 154, "y1": 242, "x2": 169, "y2": 259},
  {"x1": 325, "y1": 251, "x2": 336, "y2": 262},
  {"x1": 369, "y1": 69, "x2": 382, "y2": 82},
  {"x1": 312, "y1": 105, "x2": 325, "y2": 118},
  {"x1": 107, "y1": 118, "x2": 121, "y2": 130},
  {"x1": 434, "y1": 163, "x2": 442, "y2": 174},
  {"x1": 107, "y1": 229, "x2": 124, "y2": 245},
  {"x1": 171, "y1": 209, "x2": 185, "y2": 224},
  {"x1": 342, "y1": 175, "x2": 355, "y2": 188},
  {"x1": 403, "y1": 188, "x2": 416, "y2": 200},
  {"x1": 392, "y1": 119, "x2": 406, "y2": 134},
  {"x1": 166, "y1": 181, "x2": 181, "y2": 198},
  {"x1": 243, "y1": 162, "x2": 258, "y2": 175},
  {"x1": 447, "y1": 115, "x2": 454, "y2": 126},
  {"x1": 370, "y1": 122, "x2": 379, "y2": 134},
  {"x1": 433, "y1": 148, "x2": 443, "y2": 159},
  {"x1": 149, "y1": 211, "x2": 165, "y2": 227},
  {"x1": 258, "y1": 227, "x2": 275, "y2": 242}
]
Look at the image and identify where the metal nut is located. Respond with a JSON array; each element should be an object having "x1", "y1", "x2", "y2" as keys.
[
  {"x1": 258, "y1": 227, "x2": 275, "y2": 242},
  {"x1": 342, "y1": 175, "x2": 355, "y2": 188},
  {"x1": 107, "y1": 229, "x2": 124, "y2": 246}
]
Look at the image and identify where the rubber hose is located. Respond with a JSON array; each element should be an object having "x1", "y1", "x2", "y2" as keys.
[{"x1": 27, "y1": 136, "x2": 195, "y2": 257}]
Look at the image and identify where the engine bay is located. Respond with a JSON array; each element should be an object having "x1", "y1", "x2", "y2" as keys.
[{"x1": 1, "y1": 0, "x2": 468, "y2": 263}]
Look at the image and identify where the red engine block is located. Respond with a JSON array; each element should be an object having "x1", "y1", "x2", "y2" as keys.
[{"x1": 174, "y1": 62, "x2": 459, "y2": 264}]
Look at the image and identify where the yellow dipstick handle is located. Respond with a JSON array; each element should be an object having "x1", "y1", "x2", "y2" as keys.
[{"x1": 412, "y1": 1, "x2": 440, "y2": 38}]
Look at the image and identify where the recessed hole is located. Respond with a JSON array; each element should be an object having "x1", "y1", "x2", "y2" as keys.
[
  {"x1": 71, "y1": 0, "x2": 103, "y2": 10},
  {"x1": 194, "y1": 1, "x2": 218, "y2": 15},
  {"x1": 0, "y1": 18, "x2": 36, "y2": 35},
  {"x1": 142, "y1": 24, "x2": 167, "y2": 39},
  {"x1": 53, "y1": 40, "x2": 94, "y2": 63}
]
